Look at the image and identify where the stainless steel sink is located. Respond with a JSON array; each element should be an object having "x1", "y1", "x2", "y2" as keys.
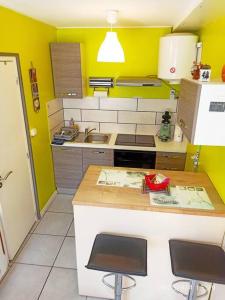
[{"x1": 84, "y1": 133, "x2": 110, "y2": 144}]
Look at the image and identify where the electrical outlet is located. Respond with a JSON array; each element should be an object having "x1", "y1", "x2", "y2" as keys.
[{"x1": 170, "y1": 89, "x2": 176, "y2": 100}]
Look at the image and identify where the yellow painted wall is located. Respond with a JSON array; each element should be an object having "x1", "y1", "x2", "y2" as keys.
[
  {"x1": 185, "y1": 15, "x2": 225, "y2": 202},
  {"x1": 57, "y1": 27, "x2": 172, "y2": 98},
  {"x1": 0, "y1": 6, "x2": 57, "y2": 210}
]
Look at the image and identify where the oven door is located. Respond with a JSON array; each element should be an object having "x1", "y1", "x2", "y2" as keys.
[{"x1": 114, "y1": 150, "x2": 156, "y2": 169}]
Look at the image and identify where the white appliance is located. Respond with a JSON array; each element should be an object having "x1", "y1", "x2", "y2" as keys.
[
  {"x1": 0, "y1": 219, "x2": 8, "y2": 280},
  {"x1": 158, "y1": 33, "x2": 198, "y2": 84},
  {"x1": 177, "y1": 79, "x2": 225, "y2": 146}
]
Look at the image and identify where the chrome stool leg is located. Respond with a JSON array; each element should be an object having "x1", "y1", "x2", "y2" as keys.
[
  {"x1": 115, "y1": 274, "x2": 123, "y2": 300},
  {"x1": 188, "y1": 280, "x2": 198, "y2": 300},
  {"x1": 103, "y1": 273, "x2": 136, "y2": 300},
  {"x1": 172, "y1": 279, "x2": 208, "y2": 299}
]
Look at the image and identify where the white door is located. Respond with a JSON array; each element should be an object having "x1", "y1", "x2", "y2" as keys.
[
  {"x1": 0, "y1": 219, "x2": 8, "y2": 279},
  {"x1": 0, "y1": 56, "x2": 36, "y2": 259}
]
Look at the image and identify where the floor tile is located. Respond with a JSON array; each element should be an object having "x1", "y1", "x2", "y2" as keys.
[
  {"x1": 48, "y1": 194, "x2": 73, "y2": 213},
  {"x1": 54, "y1": 237, "x2": 76, "y2": 269},
  {"x1": 34, "y1": 212, "x2": 73, "y2": 236},
  {"x1": 39, "y1": 267, "x2": 86, "y2": 300},
  {"x1": 0, "y1": 263, "x2": 50, "y2": 300},
  {"x1": 67, "y1": 220, "x2": 75, "y2": 237},
  {"x1": 16, "y1": 234, "x2": 64, "y2": 266}
]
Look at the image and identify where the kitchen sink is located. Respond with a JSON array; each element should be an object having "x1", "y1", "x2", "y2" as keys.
[{"x1": 84, "y1": 133, "x2": 110, "y2": 144}]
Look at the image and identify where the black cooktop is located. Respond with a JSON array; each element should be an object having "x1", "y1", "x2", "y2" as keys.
[{"x1": 115, "y1": 134, "x2": 155, "y2": 147}]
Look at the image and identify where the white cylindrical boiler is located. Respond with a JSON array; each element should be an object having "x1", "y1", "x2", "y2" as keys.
[{"x1": 158, "y1": 33, "x2": 198, "y2": 84}]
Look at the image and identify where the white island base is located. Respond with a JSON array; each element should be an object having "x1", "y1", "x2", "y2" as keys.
[{"x1": 74, "y1": 205, "x2": 225, "y2": 300}]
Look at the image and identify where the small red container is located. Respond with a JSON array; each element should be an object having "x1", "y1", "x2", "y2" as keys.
[
  {"x1": 145, "y1": 174, "x2": 170, "y2": 191},
  {"x1": 221, "y1": 65, "x2": 225, "y2": 82}
]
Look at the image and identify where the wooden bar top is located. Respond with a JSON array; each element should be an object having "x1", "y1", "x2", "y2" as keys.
[{"x1": 73, "y1": 165, "x2": 225, "y2": 217}]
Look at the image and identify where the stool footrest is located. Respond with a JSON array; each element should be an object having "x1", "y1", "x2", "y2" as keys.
[
  {"x1": 102, "y1": 273, "x2": 136, "y2": 291},
  {"x1": 172, "y1": 280, "x2": 208, "y2": 298}
]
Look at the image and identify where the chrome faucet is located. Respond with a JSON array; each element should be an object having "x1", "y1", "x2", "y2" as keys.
[{"x1": 84, "y1": 127, "x2": 96, "y2": 138}]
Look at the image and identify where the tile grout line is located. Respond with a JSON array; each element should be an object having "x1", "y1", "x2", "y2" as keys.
[{"x1": 37, "y1": 218, "x2": 74, "y2": 299}]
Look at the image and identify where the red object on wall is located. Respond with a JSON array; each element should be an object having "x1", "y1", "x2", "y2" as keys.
[
  {"x1": 170, "y1": 67, "x2": 176, "y2": 73},
  {"x1": 222, "y1": 65, "x2": 225, "y2": 82}
]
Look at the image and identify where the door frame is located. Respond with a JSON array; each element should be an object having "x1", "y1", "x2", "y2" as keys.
[{"x1": 0, "y1": 52, "x2": 40, "y2": 218}]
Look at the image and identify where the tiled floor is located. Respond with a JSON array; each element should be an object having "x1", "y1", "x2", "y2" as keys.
[{"x1": 0, "y1": 194, "x2": 107, "y2": 300}]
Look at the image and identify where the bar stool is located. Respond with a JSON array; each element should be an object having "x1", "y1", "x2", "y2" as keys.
[
  {"x1": 169, "y1": 239, "x2": 225, "y2": 300},
  {"x1": 86, "y1": 233, "x2": 147, "y2": 300}
]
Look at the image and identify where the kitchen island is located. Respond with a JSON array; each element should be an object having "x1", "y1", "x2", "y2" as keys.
[{"x1": 73, "y1": 165, "x2": 225, "y2": 300}]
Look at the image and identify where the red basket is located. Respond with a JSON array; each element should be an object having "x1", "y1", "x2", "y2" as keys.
[{"x1": 145, "y1": 174, "x2": 170, "y2": 191}]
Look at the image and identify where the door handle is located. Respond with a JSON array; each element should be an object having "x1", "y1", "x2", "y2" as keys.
[
  {"x1": 0, "y1": 231, "x2": 5, "y2": 254},
  {"x1": 0, "y1": 171, "x2": 13, "y2": 182}
]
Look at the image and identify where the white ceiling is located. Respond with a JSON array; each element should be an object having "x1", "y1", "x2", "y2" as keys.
[
  {"x1": 174, "y1": 0, "x2": 225, "y2": 30},
  {"x1": 0, "y1": 0, "x2": 203, "y2": 28}
]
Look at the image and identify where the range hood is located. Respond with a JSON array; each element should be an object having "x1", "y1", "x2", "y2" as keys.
[{"x1": 116, "y1": 76, "x2": 162, "y2": 87}]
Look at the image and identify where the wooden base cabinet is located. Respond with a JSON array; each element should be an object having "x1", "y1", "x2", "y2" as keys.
[
  {"x1": 52, "y1": 147, "x2": 83, "y2": 192},
  {"x1": 82, "y1": 148, "x2": 114, "y2": 173},
  {"x1": 155, "y1": 152, "x2": 186, "y2": 171},
  {"x1": 52, "y1": 146, "x2": 114, "y2": 192}
]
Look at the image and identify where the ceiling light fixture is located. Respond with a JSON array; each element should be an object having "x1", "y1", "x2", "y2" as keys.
[{"x1": 97, "y1": 10, "x2": 125, "y2": 63}]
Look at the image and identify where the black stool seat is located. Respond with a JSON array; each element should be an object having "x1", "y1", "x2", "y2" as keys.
[
  {"x1": 86, "y1": 234, "x2": 147, "y2": 276},
  {"x1": 169, "y1": 239, "x2": 225, "y2": 284}
]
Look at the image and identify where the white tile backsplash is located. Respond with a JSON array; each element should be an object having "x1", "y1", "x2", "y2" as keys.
[
  {"x1": 65, "y1": 121, "x2": 100, "y2": 132},
  {"x1": 48, "y1": 110, "x2": 64, "y2": 130},
  {"x1": 47, "y1": 99, "x2": 63, "y2": 116},
  {"x1": 118, "y1": 111, "x2": 156, "y2": 124},
  {"x1": 82, "y1": 110, "x2": 117, "y2": 123},
  {"x1": 63, "y1": 97, "x2": 99, "y2": 109},
  {"x1": 138, "y1": 98, "x2": 177, "y2": 112},
  {"x1": 48, "y1": 97, "x2": 178, "y2": 136},
  {"x1": 64, "y1": 109, "x2": 81, "y2": 121},
  {"x1": 100, "y1": 97, "x2": 137, "y2": 111},
  {"x1": 136, "y1": 124, "x2": 160, "y2": 135},
  {"x1": 100, "y1": 123, "x2": 136, "y2": 134}
]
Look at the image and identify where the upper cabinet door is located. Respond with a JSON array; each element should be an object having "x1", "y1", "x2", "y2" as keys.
[
  {"x1": 177, "y1": 79, "x2": 225, "y2": 146},
  {"x1": 50, "y1": 43, "x2": 86, "y2": 98},
  {"x1": 177, "y1": 79, "x2": 202, "y2": 143}
]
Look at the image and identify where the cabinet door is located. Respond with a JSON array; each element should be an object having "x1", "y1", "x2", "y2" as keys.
[
  {"x1": 0, "y1": 224, "x2": 8, "y2": 280},
  {"x1": 155, "y1": 152, "x2": 186, "y2": 171},
  {"x1": 52, "y1": 146, "x2": 83, "y2": 191},
  {"x1": 177, "y1": 79, "x2": 201, "y2": 142},
  {"x1": 83, "y1": 148, "x2": 114, "y2": 173},
  {"x1": 50, "y1": 43, "x2": 83, "y2": 98}
]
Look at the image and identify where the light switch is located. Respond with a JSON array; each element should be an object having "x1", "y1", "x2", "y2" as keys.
[{"x1": 30, "y1": 128, "x2": 37, "y2": 137}]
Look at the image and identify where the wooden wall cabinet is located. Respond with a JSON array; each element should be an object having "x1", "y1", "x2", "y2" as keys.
[
  {"x1": 50, "y1": 43, "x2": 86, "y2": 98},
  {"x1": 155, "y1": 152, "x2": 186, "y2": 171}
]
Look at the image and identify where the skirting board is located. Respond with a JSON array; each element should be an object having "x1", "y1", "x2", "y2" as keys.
[{"x1": 40, "y1": 190, "x2": 57, "y2": 217}]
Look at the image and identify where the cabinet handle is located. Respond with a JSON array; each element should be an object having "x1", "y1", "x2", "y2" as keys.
[
  {"x1": 179, "y1": 119, "x2": 187, "y2": 129},
  {"x1": 57, "y1": 148, "x2": 72, "y2": 151},
  {"x1": 93, "y1": 151, "x2": 105, "y2": 154},
  {"x1": 66, "y1": 92, "x2": 77, "y2": 96},
  {"x1": 0, "y1": 231, "x2": 5, "y2": 254}
]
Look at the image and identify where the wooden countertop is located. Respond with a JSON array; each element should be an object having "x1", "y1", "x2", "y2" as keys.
[{"x1": 73, "y1": 165, "x2": 225, "y2": 217}]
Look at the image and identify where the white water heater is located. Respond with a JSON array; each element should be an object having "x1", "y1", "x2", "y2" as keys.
[{"x1": 158, "y1": 33, "x2": 198, "y2": 84}]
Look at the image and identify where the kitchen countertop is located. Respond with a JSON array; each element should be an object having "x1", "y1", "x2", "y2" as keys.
[
  {"x1": 52, "y1": 133, "x2": 188, "y2": 153},
  {"x1": 73, "y1": 165, "x2": 225, "y2": 217}
]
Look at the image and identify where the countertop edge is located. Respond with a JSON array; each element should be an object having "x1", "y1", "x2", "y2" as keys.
[{"x1": 51, "y1": 133, "x2": 188, "y2": 153}]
